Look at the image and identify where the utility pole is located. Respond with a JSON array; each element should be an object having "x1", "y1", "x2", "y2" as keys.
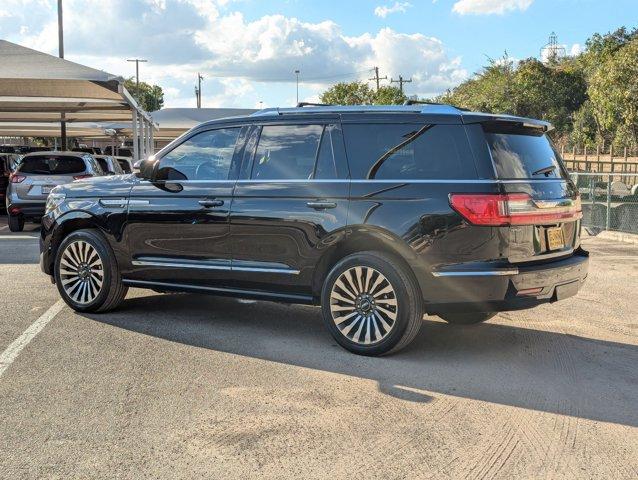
[
  {"x1": 294, "y1": 70, "x2": 300, "y2": 105},
  {"x1": 195, "y1": 73, "x2": 204, "y2": 108},
  {"x1": 127, "y1": 58, "x2": 147, "y2": 88},
  {"x1": 369, "y1": 66, "x2": 387, "y2": 91},
  {"x1": 57, "y1": 0, "x2": 66, "y2": 150},
  {"x1": 390, "y1": 75, "x2": 412, "y2": 94}
]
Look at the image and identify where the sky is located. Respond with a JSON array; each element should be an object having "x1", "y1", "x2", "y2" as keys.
[{"x1": 0, "y1": 0, "x2": 636, "y2": 109}]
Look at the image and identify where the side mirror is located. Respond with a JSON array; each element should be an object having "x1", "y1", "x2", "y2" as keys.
[{"x1": 136, "y1": 156, "x2": 157, "y2": 180}]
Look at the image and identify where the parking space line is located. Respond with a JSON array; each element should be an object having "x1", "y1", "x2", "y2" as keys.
[
  {"x1": 0, "y1": 299, "x2": 65, "y2": 378},
  {"x1": 0, "y1": 235, "x2": 39, "y2": 240}
]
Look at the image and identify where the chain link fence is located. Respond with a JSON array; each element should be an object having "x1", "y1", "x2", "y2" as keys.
[{"x1": 570, "y1": 172, "x2": 638, "y2": 234}]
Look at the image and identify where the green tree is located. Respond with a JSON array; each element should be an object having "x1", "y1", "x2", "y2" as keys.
[
  {"x1": 373, "y1": 85, "x2": 406, "y2": 105},
  {"x1": 588, "y1": 38, "x2": 638, "y2": 148},
  {"x1": 320, "y1": 81, "x2": 374, "y2": 105},
  {"x1": 124, "y1": 78, "x2": 164, "y2": 112}
]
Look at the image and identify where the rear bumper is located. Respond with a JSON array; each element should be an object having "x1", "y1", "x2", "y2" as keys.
[
  {"x1": 422, "y1": 249, "x2": 589, "y2": 314},
  {"x1": 6, "y1": 200, "x2": 46, "y2": 218}
]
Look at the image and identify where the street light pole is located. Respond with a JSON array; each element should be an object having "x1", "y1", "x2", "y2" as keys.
[{"x1": 294, "y1": 70, "x2": 300, "y2": 105}]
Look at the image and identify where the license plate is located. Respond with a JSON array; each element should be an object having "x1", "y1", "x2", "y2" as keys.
[
  {"x1": 547, "y1": 227, "x2": 565, "y2": 250},
  {"x1": 41, "y1": 186, "x2": 53, "y2": 195}
]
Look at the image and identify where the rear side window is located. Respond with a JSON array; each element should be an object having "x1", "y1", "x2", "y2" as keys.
[
  {"x1": 343, "y1": 123, "x2": 476, "y2": 179},
  {"x1": 95, "y1": 157, "x2": 109, "y2": 172},
  {"x1": 251, "y1": 125, "x2": 323, "y2": 180},
  {"x1": 483, "y1": 122, "x2": 568, "y2": 179},
  {"x1": 18, "y1": 155, "x2": 86, "y2": 175}
]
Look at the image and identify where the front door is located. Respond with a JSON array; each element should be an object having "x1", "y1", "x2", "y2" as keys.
[
  {"x1": 230, "y1": 121, "x2": 350, "y2": 299},
  {"x1": 123, "y1": 126, "x2": 244, "y2": 288}
]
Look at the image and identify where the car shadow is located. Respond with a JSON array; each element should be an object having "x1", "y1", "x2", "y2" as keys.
[{"x1": 84, "y1": 292, "x2": 638, "y2": 428}]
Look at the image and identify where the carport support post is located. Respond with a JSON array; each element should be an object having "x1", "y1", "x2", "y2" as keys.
[
  {"x1": 140, "y1": 118, "x2": 146, "y2": 159},
  {"x1": 150, "y1": 123, "x2": 154, "y2": 155},
  {"x1": 132, "y1": 110, "x2": 139, "y2": 163},
  {"x1": 606, "y1": 178, "x2": 611, "y2": 230}
]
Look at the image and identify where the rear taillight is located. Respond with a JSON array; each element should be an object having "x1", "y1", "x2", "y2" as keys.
[
  {"x1": 73, "y1": 174, "x2": 93, "y2": 180},
  {"x1": 449, "y1": 193, "x2": 582, "y2": 226},
  {"x1": 10, "y1": 174, "x2": 25, "y2": 183}
]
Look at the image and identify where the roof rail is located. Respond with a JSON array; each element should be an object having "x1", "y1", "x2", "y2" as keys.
[{"x1": 296, "y1": 102, "x2": 332, "y2": 107}]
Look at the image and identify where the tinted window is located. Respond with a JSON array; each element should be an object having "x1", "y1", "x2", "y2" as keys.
[
  {"x1": 251, "y1": 125, "x2": 323, "y2": 180},
  {"x1": 95, "y1": 157, "x2": 109, "y2": 173},
  {"x1": 18, "y1": 155, "x2": 86, "y2": 175},
  {"x1": 483, "y1": 123, "x2": 568, "y2": 179},
  {"x1": 116, "y1": 159, "x2": 132, "y2": 173},
  {"x1": 343, "y1": 124, "x2": 476, "y2": 179},
  {"x1": 157, "y1": 128, "x2": 240, "y2": 181},
  {"x1": 314, "y1": 126, "x2": 338, "y2": 180}
]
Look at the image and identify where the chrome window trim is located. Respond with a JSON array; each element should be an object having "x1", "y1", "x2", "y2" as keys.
[{"x1": 137, "y1": 178, "x2": 567, "y2": 185}]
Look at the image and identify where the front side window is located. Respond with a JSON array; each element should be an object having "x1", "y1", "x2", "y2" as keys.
[
  {"x1": 157, "y1": 128, "x2": 241, "y2": 181},
  {"x1": 343, "y1": 123, "x2": 476, "y2": 180},
  {"x1": 251, "y1": 124, "x2": 323, "y2": 180}
]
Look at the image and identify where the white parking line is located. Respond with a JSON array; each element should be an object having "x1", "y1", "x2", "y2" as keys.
[
  {"x1": 0, "y1": 300, "x2": 65, "y2": 378},
  {"x1": 0, "y1": 235, "x2": 39, "y2": 240}
]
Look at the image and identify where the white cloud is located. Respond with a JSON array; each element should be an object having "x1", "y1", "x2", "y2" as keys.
[
  {"x1": 570, "y1": 43, "x2": 584, "y2": 56},
  {"x1": 0, "y1": 0, "x2": 467, "y2": 106},
  {"x1": 374, "y1": 2, "x2": 412, "y2": 18},
  {"x1": 452, "y1": 0, "x2": 533, "y2": 15}
]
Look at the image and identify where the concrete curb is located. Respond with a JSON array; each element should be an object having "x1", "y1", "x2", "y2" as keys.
[{"x1": 595, "y1": 230, "x2": 638, "y2": 245}]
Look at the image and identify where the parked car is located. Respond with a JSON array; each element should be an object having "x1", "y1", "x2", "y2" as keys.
[
  {"x1": 93, "y1": 155, "x2": 124, "y2": 175},
  {"x1": 39, "y1": 105, "x2": 588, "y2": 356},
  {"x1": 103, "y1": 146, "x2": 132, "y2": 157},
  {"x1": 72, "y1": 147, "x2": 102, "y2": 155},
  {"x1": 14, "y1": 146, "x2": 50, "y2": 154},
  {"x1": 114, "y1": 156, "x2": 133, "y2": 174},
  {"x1": 0, "y1": 145, "x2": 18, "y2": 153},
  {"x1": 0, "y1": 153, "x2": 22, "y2": 212},
  {"x1": 7, "y1": 151, "x2": 104, "y2": 232}
]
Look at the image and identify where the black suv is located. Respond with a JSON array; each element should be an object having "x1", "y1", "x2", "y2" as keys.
[{"x1": 40, "y1": 105, "x2": 588, "y2": 356}]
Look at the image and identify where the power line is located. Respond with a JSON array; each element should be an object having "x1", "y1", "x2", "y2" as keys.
[
  {"x1": 368, "y1": 66, "x2": 387, "y2": 91},
  {"x1": 390, "y1": 75, "x2": 412, "y2": 94},
  {"x1": 195, "y1": 73, "x2": 204, "y2": 108}
]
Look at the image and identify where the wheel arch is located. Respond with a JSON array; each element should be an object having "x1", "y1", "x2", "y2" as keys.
[
  {"x1": 47, "y1": 211, "x2": 117, "y2": 275},
  {"x1": 311, "y1": 225, "x2": 420, "y2": 298}
]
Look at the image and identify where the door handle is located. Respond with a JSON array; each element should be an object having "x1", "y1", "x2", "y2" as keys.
[
  {"x1": 199, "y1": 199, "x2": 224, "y2": 208},
  {"x1": 306, "y1": 201, "x2": 337, "y2": 210}
]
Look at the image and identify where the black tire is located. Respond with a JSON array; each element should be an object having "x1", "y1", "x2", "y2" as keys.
[
  {"x1": 8, "y1": 214, "x2": 24, "y2": 232},
  {"x1": 439, "y1": 311, "x2": 496, "y2": 325},
  {"x1": 54, "y1": 229, "x2": 128, "y2": 313},
  {"x1": 321, "y1": 251, "x2": 423, "y2": 356}
]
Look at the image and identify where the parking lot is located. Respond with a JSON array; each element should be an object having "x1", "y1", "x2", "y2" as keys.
[{"x1": 0, "y1": 217, "x2": 636, "y2": 479}]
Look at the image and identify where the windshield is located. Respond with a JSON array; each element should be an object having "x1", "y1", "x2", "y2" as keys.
[
  {"x1": 18, "y1": 155, "x2": 86, "y2": 175},
  {"x1": 483, "y1": 122, "x2": 568, "y2": 180}
]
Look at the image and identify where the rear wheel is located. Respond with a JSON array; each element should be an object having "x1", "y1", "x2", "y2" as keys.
[
  {"x1": 54, "y1": 229, "x2": 128, "y2": 312},
  {"x1": 321, "y1": 251, "x2": 422, "y2": 356},
  {"x1": 439, "y1": 311, "x2": 496, "y2": 325},
  {"x1": 8, "y1": 214, "x2": 24, "y2": 232}
]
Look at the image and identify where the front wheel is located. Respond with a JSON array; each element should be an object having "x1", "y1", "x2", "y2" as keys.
[
  {"x1": 54, "y1": 229, "x2": 128, "y2": 312},
  {"x1": 439, "y1": 312, "x2": 497, "y2": 325},
  {"x1": 321, "y1": 251, "x2": 423, "y2": 356}
]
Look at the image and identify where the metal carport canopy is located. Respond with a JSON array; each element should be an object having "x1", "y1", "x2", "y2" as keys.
[{"x1": 0, "y1": 39, "x2": 154, "y2": 159}]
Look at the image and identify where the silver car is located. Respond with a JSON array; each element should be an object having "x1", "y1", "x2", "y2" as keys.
[
  {"x1": 6, "y1": 151, "x2": 104, "y2": 232},
  {"x1": 94, "y1": 155, "x2": 125, "y2": 175}
]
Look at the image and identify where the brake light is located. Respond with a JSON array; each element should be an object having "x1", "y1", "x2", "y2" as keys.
[
  {"x1": 10, "y1": 174, "x2": 25, "y2": 183},
  {"x1": 73, "y1": 174, "x2": 93, "y2": 180},
  {"x1": 449, "y1": 193, "x2": 582, "y2": 226}
]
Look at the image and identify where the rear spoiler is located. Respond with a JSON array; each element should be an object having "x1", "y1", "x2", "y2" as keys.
[{"x1": 461, "y1": 112, "x2": 552, "y2": 132}]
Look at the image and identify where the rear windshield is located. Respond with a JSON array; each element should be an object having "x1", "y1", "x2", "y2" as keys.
[
  {"x1": 18, "y1": 155, "x2": 86, "y2": 175},
  {"x1": 483, "y1": 122, "x2": 568, "y2": 179}
]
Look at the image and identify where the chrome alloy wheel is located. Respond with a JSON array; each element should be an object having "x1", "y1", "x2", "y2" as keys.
[
  {"x1": 59, "y1": 240, "x2": 104, "y2": 305},
  {"x1": 329, "y1": 266, "x2": 398, "y2": 345}
]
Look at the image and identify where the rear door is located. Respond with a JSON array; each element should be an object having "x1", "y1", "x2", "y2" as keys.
[
  {"x1": 229, "y1": 119, "x2": 350, "y2": 297},
  {"x1": 124, "y1": 126, "x2": 245, "y2": 287},
  {"x1": 476, "y1": 121, "x2": 581, "y2": 262}
]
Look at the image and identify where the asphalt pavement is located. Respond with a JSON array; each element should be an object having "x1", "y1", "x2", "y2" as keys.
[{"x1": 0, "y1": 216, "x2": 636, "y2": 479}]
